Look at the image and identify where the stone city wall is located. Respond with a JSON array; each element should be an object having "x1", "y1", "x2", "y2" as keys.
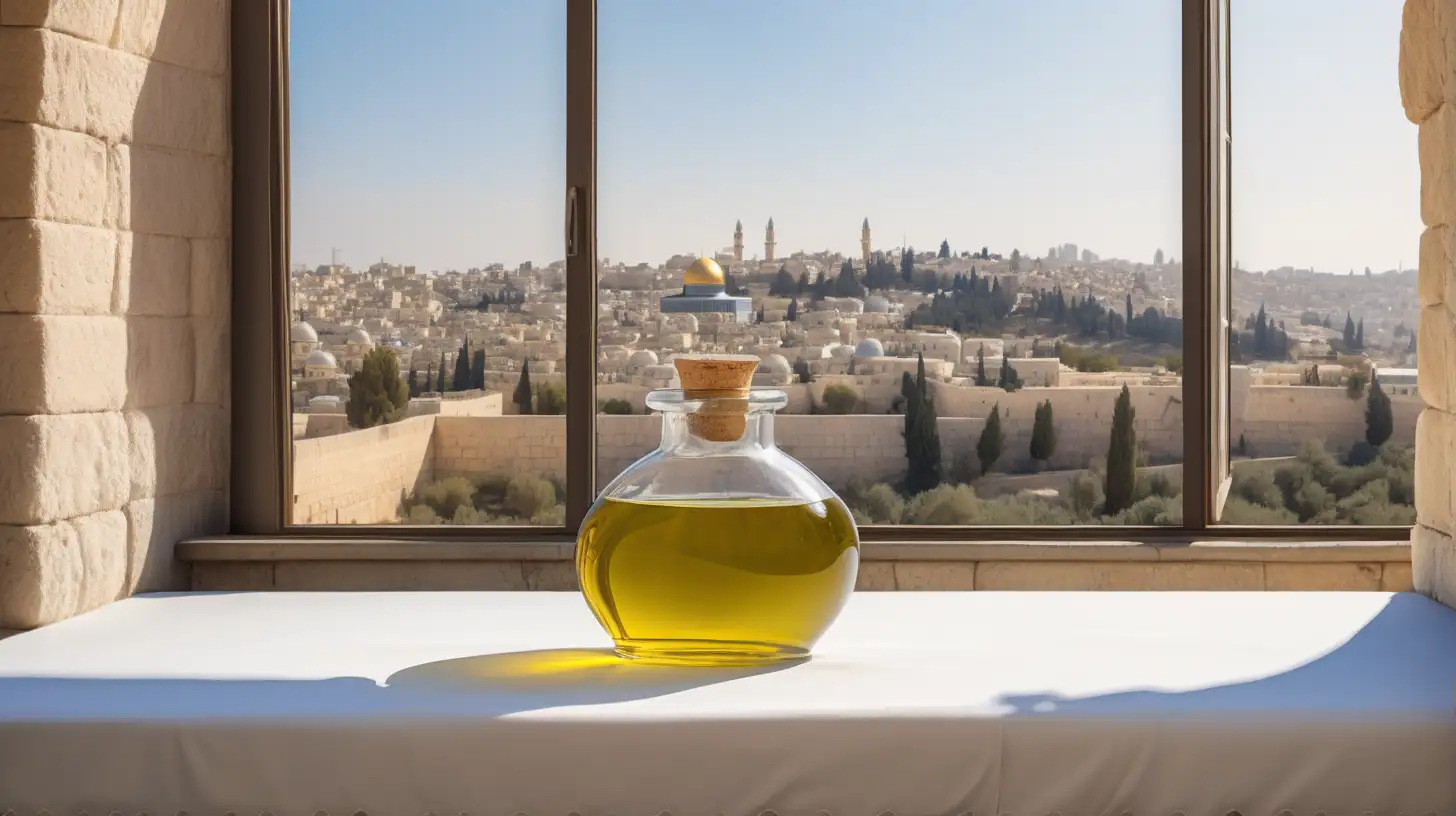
[
  {"x1": 292, "y1": 416, "x2": 436, "y2": 524},
  {"x1": 433, "y1": 415, "x2": 566, "y2": 482},
  {"x1": 294, "y1": 377, "x2": 1410, "y2": 525},
  {"x1": 1234, "y1": 385, "x2": 1421, "y2": 456}
]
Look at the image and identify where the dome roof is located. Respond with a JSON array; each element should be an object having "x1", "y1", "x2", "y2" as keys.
[
  {"x1": 864, "y1": 295, "x2": 890, "y2": 313},
  {"x1": 628, "y1": 350, "x2": 659, "y2": 367},
  {"x1": 760, "y1": 353, "x2": 791, "y2": 374},
  {"x1": 346, "y1": 327, "x2": 373, "y2": 346},
  {"x1": 683, "y1": 256, "x2": 725, "y2": 286},
  {"x1": 290, "y1": 321, "x2": 318, "y2": 342},
  {"x1": 303, "y1": 349, "x2": 337, "y2": 368},
  {"x1": 854, "y1": 338, "x2": 885, "y2": 358},
  {"x1": 830, "y1": 344, "x2": 855, "y2": 360}
]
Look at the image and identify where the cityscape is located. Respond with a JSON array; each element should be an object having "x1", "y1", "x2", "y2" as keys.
[{"x1": 287, "y1": 219, "x2": 1420, "y2": 528}]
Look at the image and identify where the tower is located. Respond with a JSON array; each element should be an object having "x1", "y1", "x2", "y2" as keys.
[
  {"x1": 861, "y1": 217, "x2": 871, "y2": 266},
  {"x1": 733, "y1": 220, "x2": 744, "y2": 264},
  {"x1": 765, "y1": 217, "x2": 776, "y2": 263}
]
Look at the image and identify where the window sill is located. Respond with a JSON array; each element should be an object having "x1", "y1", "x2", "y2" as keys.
[
  {"x1": 2, "y1": 591, "x2": 1452, "y2": 813},
  {"x1": 178, "y1": 537, "x2": 1413, "y2": 593}
]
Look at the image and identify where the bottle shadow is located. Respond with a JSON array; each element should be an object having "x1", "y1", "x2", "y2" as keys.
[{"x1": 384, "y1": 647, "x2": 801, "y2": 713}]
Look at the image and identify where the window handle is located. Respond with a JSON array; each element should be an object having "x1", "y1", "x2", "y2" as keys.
[{"x1": 565, "y1": 185, "x2": 579, "y2": 258}]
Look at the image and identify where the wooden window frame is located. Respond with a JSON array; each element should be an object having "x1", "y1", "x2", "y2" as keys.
[{"x1": 230, "y1": 0, "x2": 1409, "y2": 543}]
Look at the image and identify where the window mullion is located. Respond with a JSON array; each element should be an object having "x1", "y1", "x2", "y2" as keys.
[{"x1": 564, "y1": 0, "x2": 598, "y2": 530}]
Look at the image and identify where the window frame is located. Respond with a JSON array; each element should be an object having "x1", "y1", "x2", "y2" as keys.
[{"x1": 231, "y1": 0, "x2": 1410, "y2": 543}]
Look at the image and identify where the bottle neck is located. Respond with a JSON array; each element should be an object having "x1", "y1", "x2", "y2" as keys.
[{"x1": 660, "y1": 410, "x2": 776, "y2": 453}]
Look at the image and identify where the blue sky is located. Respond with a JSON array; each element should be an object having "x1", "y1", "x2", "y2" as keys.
[{"x1": 290, "y1": 0, "x2": 1415, "y2": 275}]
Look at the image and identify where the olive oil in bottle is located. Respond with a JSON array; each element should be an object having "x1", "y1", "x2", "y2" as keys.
[{"x1": 576, "y1": 495, "x2": 858, "y2": 666}]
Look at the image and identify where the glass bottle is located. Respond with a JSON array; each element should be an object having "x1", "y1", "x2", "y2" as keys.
[{"x1": 577, "y1": 356, "x2": 860, "y2": 666}]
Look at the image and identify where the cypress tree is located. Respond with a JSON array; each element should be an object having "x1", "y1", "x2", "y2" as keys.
[
  {"x1": 787, "y1": 298, "x2": 799, "y2": 321},
  {"x1": 976, "y1": 402, "x2": 1004, "y2": 476},
  {"x1": 975, "y1": 346, "x2": 989, "y2": 387},
  {"x1": 1029, "y1": 399, "x2": 1057, "y2": 468},
  {"x1": 901, "y1": 248, "x2": 914, "y2": 283},
  {"x1": 345, "y1": 347, "x2": 409, "y2": 430},
  {"x1": 407, "y1": 366, "x2": 419, "y2": 398},
  {"x1": 905, "y1": 353, "x2": 942, "y2": 493},
  {"x1": 1355, "y1": 318, "x2": 1365, "y2": 350},
  {"x1": 1125, "y1": 293, "x2": 1133, "y2": 326},
  {"x1": 1104, "y1": 384, "x2": 1138, "y2": 515},
  {"x1": 756, "y1": 305, "x2": 765, "y2": 323},
  {"x1": 452, "y1": 339, "x2": 471, "y2": 392},
  {"x1": 1343, "y1": 313, "x2": 1356, "y2": 348},
  {"x1": 998, "y1": 355, "x2": 1021, "y2": 392},
  {"x1": 1366, "y1": 373, "x2": 1393, "y2": 447},
  {"x1": 514, "y1": 359, "x2": 534, "y2": 415},
  {"x1": 435, "y1": 351, "x2": 447, "y2": 393},
  {"x1": 938, "y1": 239, "x2": 951, "y2": 259},
  {"x1": 470, "y1": 349, "x2": 486, "y2": 391}
]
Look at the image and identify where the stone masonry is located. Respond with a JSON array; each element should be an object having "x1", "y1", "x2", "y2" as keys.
[
  {"x1": 1404, "y1": 0, "x2": 1456, "y2": 606},
  {"x1": 0, "y1": 0, "x2": 230, "y2": 629}
]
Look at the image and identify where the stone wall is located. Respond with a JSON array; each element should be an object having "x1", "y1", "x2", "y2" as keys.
[
  {"x1": 0, "y1": 0, "x2": 230, "y2": 630},
  {"x1": 1403, "y1": 0, "x2": 1456, "y2": 605},
  {"x1": 300, "y1": 373, "x2": 1406, "y2": 524},
  {"x1": 1236, "y1": 386, "x2": 1421, "y2": 457},
  {"x1": 292, "y1": 415, "x2": 436, "y2": 525},
  {"x1": 931, "y1": 383, "x2": 1186, "y2": 469}
]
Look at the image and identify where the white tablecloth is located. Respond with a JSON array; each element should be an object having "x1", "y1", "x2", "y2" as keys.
[{"x1": 1, "y1": 591, "x2": 1454, "y2": 816}]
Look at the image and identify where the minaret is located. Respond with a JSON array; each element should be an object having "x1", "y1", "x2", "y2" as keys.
[
  {"x1": 765, "y1": 218, "x2": 776, "y2": 263},
  {"x1": 733, "y1": 220, "x2": 744, "y2": 264},
  {"x1": 861, "y1": 217, "x2": 872, "y2": 266}
]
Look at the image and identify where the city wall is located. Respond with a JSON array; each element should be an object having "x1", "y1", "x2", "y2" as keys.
[
  {"x1": 1233, "y1": 385, "x2": 1420, "y2": 456},
  {"x1": 291, "y1": 382, "x2": 1409, "y2": 524},
  {"x1": 292, "y1": 415, "x2": 436, "y2": 524}
]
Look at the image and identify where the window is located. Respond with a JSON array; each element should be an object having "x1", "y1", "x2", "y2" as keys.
[
  {"x1": 285, "y1": 1, "x2": 570, "y2": 527},
  {"x1": 598, "y1": 1, "x2": 1183, "y2": 526},
  {"x1": 232, "y1": 0, "x2": 1413, "y2": 540},
  {"x1": 1220, "y1": 0, "x2": 1418, "y2": 526}
]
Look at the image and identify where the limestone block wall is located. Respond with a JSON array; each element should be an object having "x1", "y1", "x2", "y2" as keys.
[
  {"x1": 433, "y1": 415, "x2": 567, "y2": 482},
  {"x1": 1403, "y1": 0, "x2": 1456, "y2": 605},
  {"x1": 0, "y1": 0, "x2": 230, "y2": 630},
  {"x1": 1237, "y1": 386, "x2": 1421, "y2": 456},
  {"x1": 292, "y1": 416, "x2": 436, "y2": 525},
  {"x1": 930, "y1": 384, "x2": 1186, "y2": 470},
  {"x1": 434, "y1": 414, "x2": 987, "y2": 491}
]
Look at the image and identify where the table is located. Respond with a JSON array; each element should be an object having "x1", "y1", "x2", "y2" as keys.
[{"x1": 1, "y1": 591, "x2": 1454, "y2": 816}]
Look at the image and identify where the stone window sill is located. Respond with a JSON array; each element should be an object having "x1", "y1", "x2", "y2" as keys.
[{"x1": 178, "y1": 537, "x2": 1413, "y2": 592}]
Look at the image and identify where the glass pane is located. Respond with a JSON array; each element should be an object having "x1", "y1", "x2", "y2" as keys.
[
  {"x1": 1223, "y1": 0, "x2": 1417, "y2": 525},
  {"x1": 287, "y1": 1, "x2": 568, "y2": 526},
  {"x1": 598, "y1": 0, "x2": 1183, "y2": 525}
]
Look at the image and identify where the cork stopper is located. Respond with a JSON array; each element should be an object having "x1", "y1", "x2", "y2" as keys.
[{"x1": 674, "y1": 355, "x2": 760, "y2": 442}]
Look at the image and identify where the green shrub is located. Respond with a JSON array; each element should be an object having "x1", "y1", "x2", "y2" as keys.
[
  {"x1": 451, "y1": 505, "x2": 487, "y2": 525},
  {"x1": 529, "y1": 504, "x2": 567, "y2": 526},
  {"x1": 404, "y1": 504, "x2": 442, "y2": 525},
  {"x1": 822, "y1": 385, "x2": 861, "y2": 415},
  {"x1": 1220, "y1": 497, "x2": 1298, "y2": 524},
  {"x1": 504, "y1": 473, "x2": 557, "y2": 519},
  {"x1": 1068, "y1": 472, "x2": 1103, "y2": 521},
  {"x1": 1119, "y1": 495, "x2": 1182, "y2": 526},
  {"x1": 535, "y1": 382, "x2": 567, "y2": 415},
  {"x1": 601, "y1": 398, "x2": 634, "y2": 415},
  {"x1": 903, "y1": 484, "x2": 983, "y2": 525},
  {"x1": 1231, "y1": 467, "x2": 1282, "y2": 509},
  {"x1": 857, "y1": 483, "x2": 905, "y2": 524},
  {"x1": 417, "y1": 476, "x2": 476, "y2": 519}
]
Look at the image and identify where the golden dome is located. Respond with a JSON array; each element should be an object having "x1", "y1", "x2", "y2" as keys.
[{"x1": 683, "y1": 256, "x2": 725, "y2": 286}]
